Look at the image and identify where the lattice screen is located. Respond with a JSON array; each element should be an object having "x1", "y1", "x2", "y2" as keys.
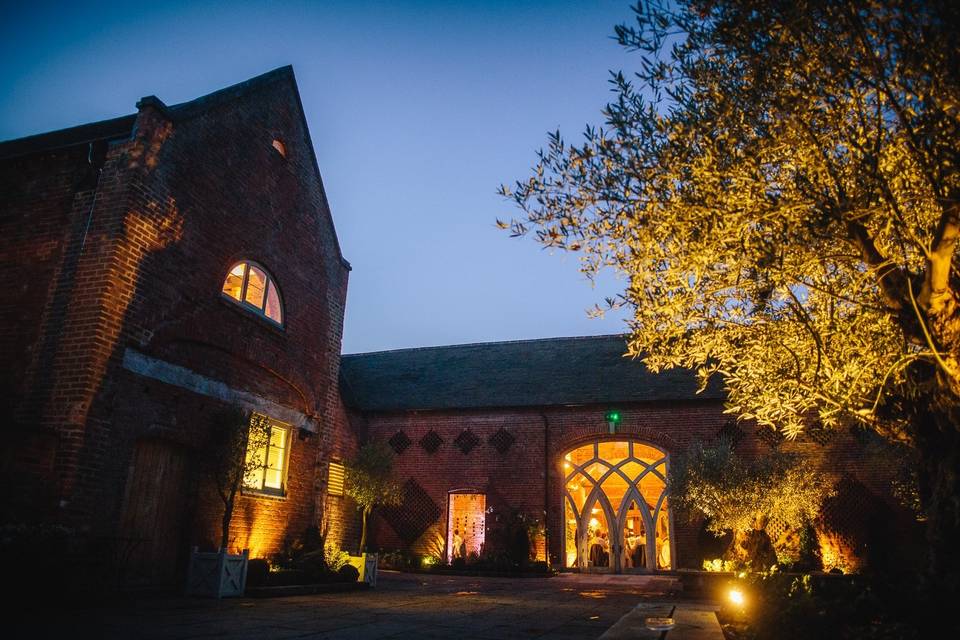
[
  {"x1": 388, "y1": 430, "x2": 412, "y2": 454},
  {"x1": 755, "y1": 426, "x2": 785, "y2": 449},
  {"x1": 419, "y1": 430, "x2": 443, "y2": 454},
  {"x1": 380, "y1": 478, "x2": 441, "y2": 544},
  {"x1": 454, "y1": 429, "x2": 480, "y2": 454},
  {"x1": 488, "y1": 428, "x2": 515, "y2": 454}
]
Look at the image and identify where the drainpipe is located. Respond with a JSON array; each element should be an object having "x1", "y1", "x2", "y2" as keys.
[
  {"x1": 79, "y1": 140, "x2": 108, "y2": 254},
  {"x1": 541, "y1": 413, "x2": 550, "y2": 567}
]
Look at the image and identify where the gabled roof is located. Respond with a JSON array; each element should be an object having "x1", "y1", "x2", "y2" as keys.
[
  {"x1": 0, "y1": 66, "x2": 349, "y2": 268},
  {"x1": 340, "y1": 335, "x2": 725, "y2": 412},
  {"x1": 0, "y1": 66, "x2": 293, "y2": 160}
]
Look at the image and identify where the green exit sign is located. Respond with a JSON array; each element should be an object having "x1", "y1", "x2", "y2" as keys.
[{"x1": 605, "y1": 410, "x2": 621, "y2": 432}]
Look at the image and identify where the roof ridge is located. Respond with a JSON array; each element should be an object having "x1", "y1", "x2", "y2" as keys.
[
  {"x1": 168, "y1": 65, "x2": 293, "y2": 116},
  {"x1": 0, "y1": 66, "x2": 294, "y2": 159},
  {"x1": 342, "y1": 333, "x2": 628, "y2": 358}
]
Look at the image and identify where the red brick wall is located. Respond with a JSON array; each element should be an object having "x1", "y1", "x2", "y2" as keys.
[
  {"x1": 360, "y1": 401, "x2": 728, "y2": 567},
  {"x1": 1, "y1": 70, "x2": 357, "y2": 571},
  {"x1": 360, "y1": 401, "x2": 911, "y2": 570},
  {"x1": 0, "y1": 143, "x2": 103, "y2": 519}
]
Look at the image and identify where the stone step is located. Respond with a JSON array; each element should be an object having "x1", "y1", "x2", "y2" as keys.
[{"x1": 599, "y1": 603, "x2": 724, "y2": 640}]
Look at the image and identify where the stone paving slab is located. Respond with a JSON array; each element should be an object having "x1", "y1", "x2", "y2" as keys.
[{"x1": 599, "y1": 603, "x2": 723, "y2": 640}]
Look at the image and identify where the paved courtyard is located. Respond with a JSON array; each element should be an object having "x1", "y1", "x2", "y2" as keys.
[{"x1": 22, "y1": 571, "x2": 715, "y2": 639}]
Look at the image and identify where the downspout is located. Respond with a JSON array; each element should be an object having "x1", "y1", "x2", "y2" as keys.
[
  {"x1": 54, "y1": 140, "x2": 107, "y2": 519},
  {"x1": 541, "y1": 412, "x2": 550, "y2": 567},
  {"x1": 79, "y1": 140, "x2": 108, "y2": 254}
]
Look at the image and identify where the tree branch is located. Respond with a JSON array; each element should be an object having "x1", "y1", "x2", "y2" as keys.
[
  {"x1": 845, "y1": 219, "x2": 907, "y2": 311},
  {"x1": 919, "y1": 200, "x2": 960, "y2": 314}
]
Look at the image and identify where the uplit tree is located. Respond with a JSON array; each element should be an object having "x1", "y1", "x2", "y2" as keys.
[
  {"x1": 501, "y1": 0, "x2": 960, "y2": 589},
  {"x1": 344, "y1": 442, "x2": 402, "y2": 553},
  {"x1": 668, "y1": 438, "x2": 826, "y2": 570},
  {"x1": 204, "y1": 407, "x2": 270, "y2": 551}
]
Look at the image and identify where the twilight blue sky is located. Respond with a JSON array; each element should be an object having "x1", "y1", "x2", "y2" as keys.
[{"x1": 0, "y1": 0, "x2": 638, "y2": 354}]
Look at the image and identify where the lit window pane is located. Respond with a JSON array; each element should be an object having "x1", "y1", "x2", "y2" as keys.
[
  {"x1": 265, "y1": 281, "x2": 282, "y2": 323},
  {"x1": 267, "y1": 446, "x2": 285, "y2": 471},
  {"x1": 245, "y1": 265, "x2": 267, "y2": 309},
  {"x1": 221, "y1": 261, "x2": 284, "y2": 325},
  {"x1": 598, "y1": 441, "x2": 628, "y2": 465},
  {"x1": 244, "y1": 466, "x2": 264, "y2": 490},
  {"x1": 270, "y1": 427, "x2": 287, "y2": 450},
  {"x1": 244, "y1": 438, "x2": 266, "y2": 468},
  {"x1": 244, "y1": 421, "x2": 289, "y2": 493},
  {"x1": 222, "y1": 262, "x2": 246, "y2": 300},
  {"x1": 264, "y1": 468, "x2": 283, "y2": 489}
]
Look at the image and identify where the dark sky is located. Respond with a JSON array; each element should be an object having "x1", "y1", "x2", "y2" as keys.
[{"x1": 1, "y1": 0, "x2": 637, "y2": 354}]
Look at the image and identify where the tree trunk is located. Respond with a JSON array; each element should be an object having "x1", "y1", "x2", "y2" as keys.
[
  {"x1": 724, "y1": 528, "x2": 777, "y2": 571},
  {"x1": 359, "y1": 506, "x2": 371, "y2": 553},
  {"x1": 915, "y1": 405, "x2": 960, "y2": 599},
  {"x1": 221, "y1": 493, "x2": 235, "y2": 551}
]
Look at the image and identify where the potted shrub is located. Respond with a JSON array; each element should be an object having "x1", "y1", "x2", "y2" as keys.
[
  {"x1": 185, "y1": 406, "x2": 270, "y2": 597},
  {"x1": 343, "y1": 442, "x2": 402, "y2": 586}
]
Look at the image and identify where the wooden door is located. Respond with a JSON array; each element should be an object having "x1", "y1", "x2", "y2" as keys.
[{"x1": 118, "y1": 439, "x2": 189, "y2": 587}]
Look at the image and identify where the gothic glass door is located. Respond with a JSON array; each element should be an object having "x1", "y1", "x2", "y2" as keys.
[{"x1": 562, "y1": 440, "x2": 672, "y2": 572}]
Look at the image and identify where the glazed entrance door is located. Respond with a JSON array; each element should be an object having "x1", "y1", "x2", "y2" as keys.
[{"x1": 562, "y1": 440, "x2": 673, "y2": 572}]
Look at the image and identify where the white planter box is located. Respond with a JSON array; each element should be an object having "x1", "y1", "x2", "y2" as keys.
[
  {"x1": 185, "y1": 548, "x2": 249, "y2": 598},
  {"x1": 347, "y1": 552, "x2": 378, "y2": 587}
]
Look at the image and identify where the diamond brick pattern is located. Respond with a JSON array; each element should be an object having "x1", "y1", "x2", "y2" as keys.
[
  {"x1": 454, "y1": 429, "x2": 480, "y2": 454},
  {"x1": 803, "y1": 427, "x2": 834, "y2": 446},
  {"x1": 488, "y1": 428, "x2": 515, "y2": 454},
  {"x1": 419, "y1": 430, "x2": 443, "y2": 454},
  {"x1": 756, "y1": 426, "x2": 784, "y2": 449},
  {"x1": 380, "y1": 478, "x2": 441, "y2": 543},
  {"x1": 388, "y1": 430, "x2": 412, "y2": 454}
]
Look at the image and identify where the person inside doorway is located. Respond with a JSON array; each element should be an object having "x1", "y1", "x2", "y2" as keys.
[
  {"x1": 625, "y1": 527, "x2": 646, "y2": 568},
  {"x1": 624, "y1": 528, "x2": 637, "y2": 568},
  {"x1": 589, "y1": 529, "x2": 609, "y2": 566},
  {"x1": 452, "y1": 529, "x2": 464, "y2": 561},
  {"x1": 656, "y1": 515, "x2": 670, "y2": 569}
]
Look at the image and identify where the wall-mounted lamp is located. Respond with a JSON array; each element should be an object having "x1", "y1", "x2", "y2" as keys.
[
  {"x1": 298, "y1": 427, "x2": 315, "y2": 441},
  {"x1": 605, "y1": 410, "x2": 621, "y2": 434}
]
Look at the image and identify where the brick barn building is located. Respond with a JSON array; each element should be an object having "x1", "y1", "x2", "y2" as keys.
[
  {"x1": 1, "y1": 67, "x2": 358, "y2": 586},
  {"x1": 0, "y1": 68, "x2": 910, "y2": 586}
]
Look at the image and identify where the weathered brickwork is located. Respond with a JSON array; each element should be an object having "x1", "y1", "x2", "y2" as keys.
[
  {"x1": 1, "y1": 66, "x2": 917, "y2": 587},
  {"x1": 0, "y1": 68, "x2": 357, "y2": 583},
  {"x1": 360, "y1": 401, "x2": 915, "y2": 570}
]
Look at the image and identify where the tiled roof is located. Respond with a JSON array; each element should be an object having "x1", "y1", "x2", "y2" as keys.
[
  {"x1": 0, "y1": 114, "x2": 136, "y2": 161},
  {"x1": 340, "y1": 335, "x2": 724, "y2": 411}
]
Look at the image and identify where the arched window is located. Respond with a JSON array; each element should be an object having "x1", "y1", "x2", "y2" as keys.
[
  {"x1": 221, "y1": 260, "x2": 283, "y2": 325},
  {"x1": 562, "y1": 440, "x2": 672, "y2": 572}
]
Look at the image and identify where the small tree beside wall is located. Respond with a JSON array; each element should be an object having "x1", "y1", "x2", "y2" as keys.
[
  {"x1": 344, "y1": 442, "x2": 402, "y2": 554},
  {"x1": 669, "y1": 437, "x2": 829, "y2": 571},
  {"x1": 186, "y1": 406, "x2": 269, "y2": 597},
  {"x1": 204, "y1": 407, "x2": 271, "y2": 551}
]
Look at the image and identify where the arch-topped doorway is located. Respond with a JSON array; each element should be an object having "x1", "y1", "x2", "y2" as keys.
[{"x1": 562, "y1": 440, "x2": 673, "y2": 572}]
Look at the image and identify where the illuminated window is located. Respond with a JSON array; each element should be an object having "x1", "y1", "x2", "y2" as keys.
[
  {"x1": 221, "y1": 261, "x2": 283, "y2": 325},
  {"x1": 272, "y1": 139, "x2": 286, "y2": 157},
  {"x1": 243, "y1": 415, "x2": 291, "y2": 495},
  {"x1": 328, "y1": 461, "x2": 345, "y2": 496}
]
